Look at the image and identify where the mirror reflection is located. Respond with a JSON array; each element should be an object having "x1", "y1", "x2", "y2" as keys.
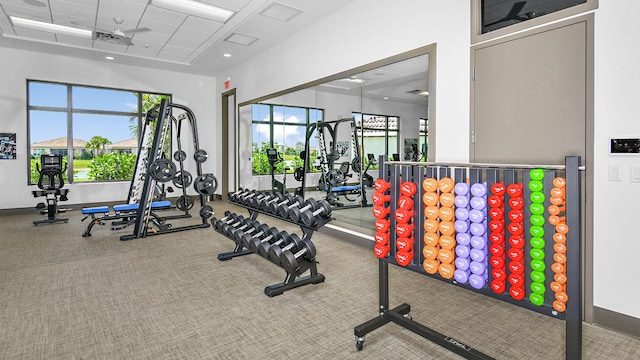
[{"x1": 238, "y1": 53, "x2": 429, "y2": 231}]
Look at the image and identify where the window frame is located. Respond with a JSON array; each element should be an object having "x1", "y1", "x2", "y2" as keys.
[
  {"x1": 251, "y1": 103, "x2": 324, "y2": 175},
  {"x1": 26, "y1": 79, "x2": 170, "y2": 184},
  {"x1": 471, "y1": 0, "x2": 598, "y2": 45}
]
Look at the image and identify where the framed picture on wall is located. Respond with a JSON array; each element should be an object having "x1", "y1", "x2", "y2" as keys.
[{"x1": 0, "y1": 133, "x2": 16, "y2": 160}]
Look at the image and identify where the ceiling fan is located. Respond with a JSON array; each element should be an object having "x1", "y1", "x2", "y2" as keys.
[{"x1": 82, "y1": 18, "x2": 150, "y2": 46}]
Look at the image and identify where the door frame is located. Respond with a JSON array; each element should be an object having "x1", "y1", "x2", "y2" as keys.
[
  {"x1": 221, "y1": 88, "x2": 237, "y2": 202},
  {"x1": 470, "y1": 14, "x2": 595, "y2": 323}
]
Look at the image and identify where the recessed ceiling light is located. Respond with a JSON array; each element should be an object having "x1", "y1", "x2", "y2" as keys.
[
  {"x1": 224, "y1": 33, "x2": 258, "y2": 46},
  {"x1": 10, "y1": 16, "x2": 92, "y2": 39},
  {"x1": 149, "y1": 0, "x2": 234, "y2": 23},
  {"x1": 223, "y1": 53, "x2": 232, "y2": 57},
  {"x1": 105, "y1": 56, "x2": 114, "y2": 60},
  {"x1": 383, "y1": 97, "x2": 389, "y2": 100}
]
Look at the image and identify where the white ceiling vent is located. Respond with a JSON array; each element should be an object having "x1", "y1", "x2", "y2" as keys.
[{"x1": 260, "y1": 3, "x2": 303, "y2": 22}]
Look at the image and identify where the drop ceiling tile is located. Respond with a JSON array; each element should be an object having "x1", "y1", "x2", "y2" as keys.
[
  {"x1": 125, "y1": 41, "x2": 163, "y2": 57},
  {"x1": 201, "y1": 0, "x2": 251, "y2": 12},
  {"x1": 130, "y1": 31, "x2": 171, "y2": 44},
  {"x1": 143, "y1": 6, "x2": 188, "y2": 25},
  {"x1": 156, "y1": 51, "x2": 187, "y2": 63},
  {"x1": 3, "y1": 3, "x2": 51, "y2": 21}
]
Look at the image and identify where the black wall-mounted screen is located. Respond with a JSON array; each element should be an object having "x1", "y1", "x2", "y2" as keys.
[
  {"x1": 610, "y1": 138, "x2": 640, "y2": 154},
  {"x1": 481, "y1": 0, "x2": 587, "y2": 34}
]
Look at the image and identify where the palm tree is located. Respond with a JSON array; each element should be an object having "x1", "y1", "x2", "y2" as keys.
[{"x1": 85, "y1": 136, "x2": 111, "y2": 158}]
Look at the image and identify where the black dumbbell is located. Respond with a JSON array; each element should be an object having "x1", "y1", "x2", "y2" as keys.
[
  {"x1": 256, "y1": 230, "x2": 289, "y2": 257},
  {"x1": 269, "y1": 195, "x2": 302, "y2": 215},
  {"x1": 268, "y1": 233, "x2": 303, "y2": 265},
  {"x1": 259, "y1": 192, "x2": 285, "y2": 211},
  {"x1": 228, "y1": 219, "x2": 261, "y2": 240},
  {"x1": 289, "y1": 198, "x2": 319, "y2": 223},
  {"x1": 229, "y1": 188, "x2": 251, "y2": 202},
  {"x1": 280, "y1": 238, "x2": 317, "y2": 273},
  {"x1": 235, "y1": 222, "x2": 271, "y2": 247},
  {"x1": 277, "y1": 196, "x2": 306, "y2": 219},
  {"x1": 210, "y1": 212, "x2": 240, "y2": 231},
  {"x1": 246, "y1": 228, "x2": 284, "y2": 253},
  {"x1": 247, "y1": 192, "x2": 272, "y2": 208},
  {"x1": 217, "y1": 216, "x2": 247, "y2": 235},
  {"x1": 240, "y1": 190, "x2": 266, "y2": 205},
  {"x1": 301, "y1": 199, "x2": 332, "y2": 226}
]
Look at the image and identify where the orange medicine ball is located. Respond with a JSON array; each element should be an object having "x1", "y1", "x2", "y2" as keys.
[
  {"x1": 423, "y1": 178, "x2": 438, "y2": 192},
  {"x1": 439, "y1": 263, "x2": 455, "y2": 279},
  {"x1": 440, "y1": 193, "x2": 455, "y2": 208},
  {"x1": 423, "y1": 192, "x2": 439, "y2": 206},
  {"x1": 423, "y1": 259, "x2": 439, "y2": 274},
  {"x1": 424, "y1": 232, "x2": 440, "y2": 247}
]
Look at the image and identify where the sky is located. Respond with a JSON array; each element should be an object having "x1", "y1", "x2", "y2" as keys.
[{"x1": 29, "y1": 82, "x2": 139, "y2": 144}]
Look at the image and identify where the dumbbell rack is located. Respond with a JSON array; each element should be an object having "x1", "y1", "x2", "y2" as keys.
[
  {"x1": 354, "y1": 156, "x2": 582, "y2": 359},
  {"x1": 217, "y1": 194, "x2": 331, "y2": 296}
]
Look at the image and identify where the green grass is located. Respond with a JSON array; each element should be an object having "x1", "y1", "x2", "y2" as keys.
[{"x1": 73, "y1": 159, "x2": 91, "y2": 169}]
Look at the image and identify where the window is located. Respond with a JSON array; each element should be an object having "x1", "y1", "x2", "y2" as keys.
[
  {"x1": 251, "y1": 103, "x2": 324, "y2": 175},
  {"x1": 354, "y1": 113, "x2": 400, "y2": 162},
  {"x1": 481, "y1": 0, "x2": 587, "y2": 34},
  {"x1": 27, "y1": 80, "x2": 169, "y2": 184}
]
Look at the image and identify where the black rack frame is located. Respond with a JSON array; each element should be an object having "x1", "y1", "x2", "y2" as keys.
[
  {"x1": 354, "y1": 156, "x2": 582, "y2": 359},
  {"x1": 216, "y1": 197, "x2": 330, "y2": 296}
]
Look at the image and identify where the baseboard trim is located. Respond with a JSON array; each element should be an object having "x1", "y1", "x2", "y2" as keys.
[{"x1": 593, "y1": 306, "x2": 640, "y2": 339}]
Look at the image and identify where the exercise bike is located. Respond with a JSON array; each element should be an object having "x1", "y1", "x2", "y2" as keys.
[
  {"x1": 31, "y1": 154, "x2": 70, "y2": 225},
  {"x1": 266, "y1": 148, "x2": 287, "y2": 195}
]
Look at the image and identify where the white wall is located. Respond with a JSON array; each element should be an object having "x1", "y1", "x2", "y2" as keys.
[
  {"x1": 0, "y1": 47, "x2": 217, "y2": 209},
  {"x1": 592, "y1": 1, "x2": 640, "y2": 319},
  {"x1": 220, "y1": 0, "x2": 640, "y2": 326}
]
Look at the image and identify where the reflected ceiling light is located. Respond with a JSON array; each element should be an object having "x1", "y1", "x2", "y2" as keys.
[
  {"x1": 223, "y1": 53, "x2": 232, "y2": 57},
  {"x1": 105, "y1": 56, "x2": 115, "y2": 60},
  {"x1": 9, "y1": 16, "x2": 92, "y2": 38},
  {"x1": 343, "y1": 77, "x2": 366, "y2": 84},
  {"x1": 419, "y1": 91, "x2": 429, "y2": 96},
  {"x1": 149, "y1": 0, "x2": 234, "y2": 23}
]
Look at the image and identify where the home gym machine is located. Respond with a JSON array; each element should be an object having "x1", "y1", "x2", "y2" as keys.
[
  {"x1": 307, "y1": 118, "x2": 370, "y2": 208},
  {"x1": 119, "y1": 99, "x2": 217, "y2": 240},
  {"x1": 31, "y1": 153, "x2": 70, "y2": 225}
]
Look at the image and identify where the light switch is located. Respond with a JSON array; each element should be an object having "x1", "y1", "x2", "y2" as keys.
[
  {"x1": 609, "y1": 166, "x2": 621, "y2": 181},
  {"x1": 631, "y1": 166, "x2": 640, "y2": 183}
]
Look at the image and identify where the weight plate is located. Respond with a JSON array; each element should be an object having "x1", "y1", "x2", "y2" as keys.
[
  {"x1": 176, "y1": 195, "x2": 194, "y2": 211},
  {"x1": 293, "y1": 167, "x2": 305, "y2": 182},
  {"x1": 199, "y1": 205, "x2": 214, "y2": 219},
  {"x1": 194, "y1": 173, "x2": 218, "y2": 196},
  {"x1": 149, "y1": 158, "x2": 177, "y2": 183},
  {"x1": 173, "y1": 150, "x2": 187, "y2": 162},
  {"x1": 172, "y1": 170, "x2": 193, "y2": 189},
  {"x1": 327, "y1": 169, "x2": 345, "y2": 186},
  {"x1": 351, "y1": 157, "x2": 361, "y2": 173},
  {"x1": 193, "y1": 149, "x2": 208, "y2": 163},
  {"x1": 328, "y1": 151, "x2": 340, "y2": 161}
]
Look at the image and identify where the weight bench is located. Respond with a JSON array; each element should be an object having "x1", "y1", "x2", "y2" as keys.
[{"x1": 81, "y1": 200, "x2": 172, "y2": 237}]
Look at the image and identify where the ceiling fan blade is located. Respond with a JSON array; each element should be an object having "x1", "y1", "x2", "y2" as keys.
[
  {"x1": 505, "y1": 1, "x2": 526, "y2": 19},
  {"x1": 485, "y1": 1, "x2": 527, "y2": 27},
  {"x1": 123, "y1": 27, "x2": 151, "y2": 34}
]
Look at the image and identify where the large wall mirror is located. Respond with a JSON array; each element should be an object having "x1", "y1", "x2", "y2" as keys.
[{"x1": 238, "y1": 46, "x2": 434, "y2": 235}]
